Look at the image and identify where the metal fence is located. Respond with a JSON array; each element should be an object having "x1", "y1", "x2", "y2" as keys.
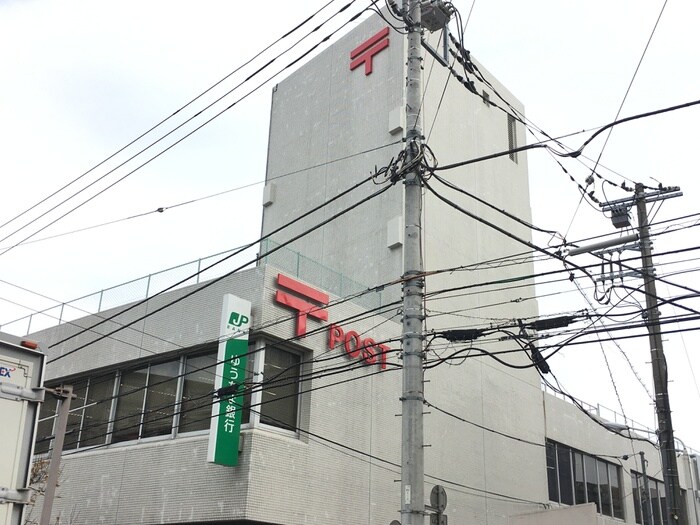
[{"x1": 1, "y1": 239, "x2": 382, "y2": 336}]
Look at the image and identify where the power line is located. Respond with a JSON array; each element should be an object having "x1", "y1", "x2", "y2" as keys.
[
  {"x1": 0, "y1": 140, "x2": 400, "y2": 251},
  {"x1": 0, "y1": 0, "x2": 342, "y2": 237},
  {"x1": 430, "y1": 98, "x2": 700, "y2": 172},
  {"x1": 46, "y1": 176, "x2": 394, "y2": 361},
  {"x1": 0, "y1": 0, "x2": 375, "y2": 256},
  {"x1": 588, "y1": 0, "x2": 669, "y2": 179}
]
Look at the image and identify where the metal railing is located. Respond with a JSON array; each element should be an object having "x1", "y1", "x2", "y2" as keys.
[
  {"x1": 1, "y1": 240, "x2": 382, "y2": 336},
  {"x1": 542, "y1": 381, "x2": 654, "y2": 435}
]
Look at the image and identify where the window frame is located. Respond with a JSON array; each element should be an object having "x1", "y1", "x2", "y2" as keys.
[
  {"x1": 35, "y1": 338, "x2": 307, "y2": 454},
  {"x1": 244, "y1": 338, "x2": 304, "y2": 436},
  {"x1": 546, "y1": 440, "x2": 624, "y2": 520},
  {"x1": 632, "y1": 471, "x2": 670, "y2": 525}
]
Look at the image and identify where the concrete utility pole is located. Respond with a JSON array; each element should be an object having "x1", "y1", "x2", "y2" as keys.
[
  {"x1": 635, "y1": 182, "x2": 684, "y2": 524},
  {"x1": 401, "y1": 0, "x2": 425, "y2": 524}
]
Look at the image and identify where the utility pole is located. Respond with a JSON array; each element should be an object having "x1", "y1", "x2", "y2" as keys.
[
  {"x1": 39, "y1": 385, "x2": 74, "y2": 525},
  {"x1": 635, "y1": 182, "x2": 683, "y2": 524},
  {"x1": 401, "y1": 0, "x2": 425, "y2": 524}
]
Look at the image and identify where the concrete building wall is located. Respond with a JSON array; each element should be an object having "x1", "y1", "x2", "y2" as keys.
[
  {"x1": 261, "y1": 14, "x2": 405, "y2": 304},
  {"x1": 259, "y1": 16, "x2": 546, "y2": 524},
  {"x1": 30, "y1": 264, "x2": 406, "y2": 525}
]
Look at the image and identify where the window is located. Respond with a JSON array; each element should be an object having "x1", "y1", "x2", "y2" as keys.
[
  {"x1": 34, "y1": 340, "x2": 305, "y2": 453},
  {"x1": 245, "y1": 342, "x2": 303, "y2": 432},
  {"x1": 141, "y1": 361, "x2": 180, "y2": 438},
  {"x1": 112, "y1": 367, "x2": 148, "y2": 443},
  {"x1": 35, "y1": 395, "x2": 57, "y2": 454},
  {"x1": 259, "y1": 348, "x2": 301, "y2": 430},
  {"x1": 557, "y1": 444, "x2": 574, "y2": 505},
  {"x1": 507, "y1": 114, "x2": 518, "y2": 163},
  {"x1": 546, "y1": 440, "x2": 624, "y2": 519},
  {"x1": 179, "y1": 352, "x2": 218, "y2": 433},
  {"x1": 632, "y1": 472, "x2": 669, "y2": 525},
  {"x1": 63, "y1": 380, "x2": 88, "y2": 450},
  {"x1": 81, "y1": 374, "x2": 116, "y2": 447}
]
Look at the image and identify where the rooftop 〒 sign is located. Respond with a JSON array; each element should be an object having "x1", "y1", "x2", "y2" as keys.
[{"x1": 350, "y1": 27, "x2": 390, "y2": 75}]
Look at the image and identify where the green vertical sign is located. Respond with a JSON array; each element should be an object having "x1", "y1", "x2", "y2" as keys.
[{"x1": 207, "y1": 294, "x2": 251, "y2": 466}]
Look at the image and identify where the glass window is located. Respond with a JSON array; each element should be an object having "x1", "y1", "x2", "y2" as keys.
[
  {"x1": 180, "y1": 352, "x2": 218, "y2": 433},
  {"x1": 142, "y1": 361, "x2": 180, "y2": 438},
  {"x1": 658, "y1": 482, "x2": 668, "y2": 525},
  {"x1": 584, "y1": 454, "x2": 600, "y2": 511},
  {"x1": 242, "y1": 345, "x2": 256, "y2": 425},
  {"x1": 557, "y1": 446, "x2": 574, "y2": 505},
  {"x1": 81, "y1": 374, "x2": 116, "y2": 447},
  {"x1": 574, "y1": 452, "x2": 586, "y2": 504},
  {"x1": 259, "y1": 348, "x2": 301, "y2": 430},
  {"x1": 546, "y1": 441, "x2": 559, "y2": 502},
  {"x1": 632, "y1": 474, "x2": 643, "y2": 524},
  {"x1": 632, "y1": 471, "x2": 671, "y2": 525},
  {"x1": 35, "y1": 395, "x2": 57, "y2": 454},
  {"x1": 546, "y1": 441, "x2": 622, "y2": 519},
  {"x1": 598, "y1": 459, "x2": 612, "y2": 516},
  {"x1": 63, "y1": 380, "x2": 88, "y2": 450},
  {"x1": 609, "y1": 462, "x2": 624, "y2": 519},
  {"x1": 31, "y1": 342, "x2": 300, "y2": 453},
  {"x1": 650, "y1": 480, "x2": 661, "y2": 525},
  {"x1": 112, "y1": 367, "x2": 148, "y2": 443}
]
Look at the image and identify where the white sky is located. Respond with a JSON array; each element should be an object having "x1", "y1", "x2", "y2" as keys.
[{"x1": 0, "y1": 0, "x2": 698, "y2": 450}]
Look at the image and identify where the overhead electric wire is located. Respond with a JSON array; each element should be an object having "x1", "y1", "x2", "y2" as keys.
[
  {"x1": 43, "y1": 260, "x2": 698, "y2": 453},
  {"x1": 541, "y1": 370, "x2": 658, "y2": 447},
  {"x1": 44, "y1": 291, "x2": 407, "y2": 436},
  {"x1": 588, "y1": 0, "x2": 669, "y2": 180},
  {"x1": 42, "y1": 290, "x2": 696, "y2": 462},
  {"x1": 0, "y1": 140, "x2": 401, "y2": 251},
  {"x1": 422, "y1": 244, "x2": 700, "y2": 307},
  {"x1": 421, "y1": 177, "x2": 601, "y2": 296},
  {"x1": 48, "y1": 352, "x2": 548, "y2": 509},
  {"x1": 423, "y1": 398, "x2": 544, "y2": 448},
  {"x1": 0, "y1": 289, "x2": 189, "y2": 356},
  {"x1": 430, "y1": 171, "x2": 561, "y2": 238},
  {"x1": 572, "y1": 276, "x2": 654, "y2": 405},
  {"x1": 0, "y1": 0, "x2": 341, "y2": 236},
  {"x1": 46, "y1": 172, "x2": 389, "y2": 361},
  {"x1": 444, "y1": 32, "x2": 647, "y2": 197},
  {"x1": 429, "y1": 98, "x2": 700, "y2": 172},
  {"x1": 0, "y1": 0, "x2": 375, "y2": 256}
]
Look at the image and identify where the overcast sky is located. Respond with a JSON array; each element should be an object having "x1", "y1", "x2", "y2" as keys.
[{"x1": 1, "y1": 0, "x2": 698, "y2": 450}]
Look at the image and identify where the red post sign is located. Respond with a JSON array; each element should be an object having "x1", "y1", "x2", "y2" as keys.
[{"x1": 274, "y1": 274, "x2": 390, "y2": 369}]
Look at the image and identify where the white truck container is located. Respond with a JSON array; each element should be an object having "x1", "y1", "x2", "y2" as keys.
[{"x1": 0, "y1": 332, "x2": 45, "y2": 525}]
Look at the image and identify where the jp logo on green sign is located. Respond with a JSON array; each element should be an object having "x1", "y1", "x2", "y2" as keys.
[{"x1": 228, "y1": 311, "x2": 249, "y2": 328}]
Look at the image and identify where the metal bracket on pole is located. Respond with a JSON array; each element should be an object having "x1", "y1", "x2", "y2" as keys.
[
  {"x1": 0, "y1": 382, "x2": 45, "y2": 403},
  {"x1": 0, "y1": 487, "x2": 33, "y2": 505}
]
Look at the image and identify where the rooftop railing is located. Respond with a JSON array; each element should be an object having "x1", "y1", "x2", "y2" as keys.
[{"x1": 1, "y1": 239, "x2": 382, "y2": 336}]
